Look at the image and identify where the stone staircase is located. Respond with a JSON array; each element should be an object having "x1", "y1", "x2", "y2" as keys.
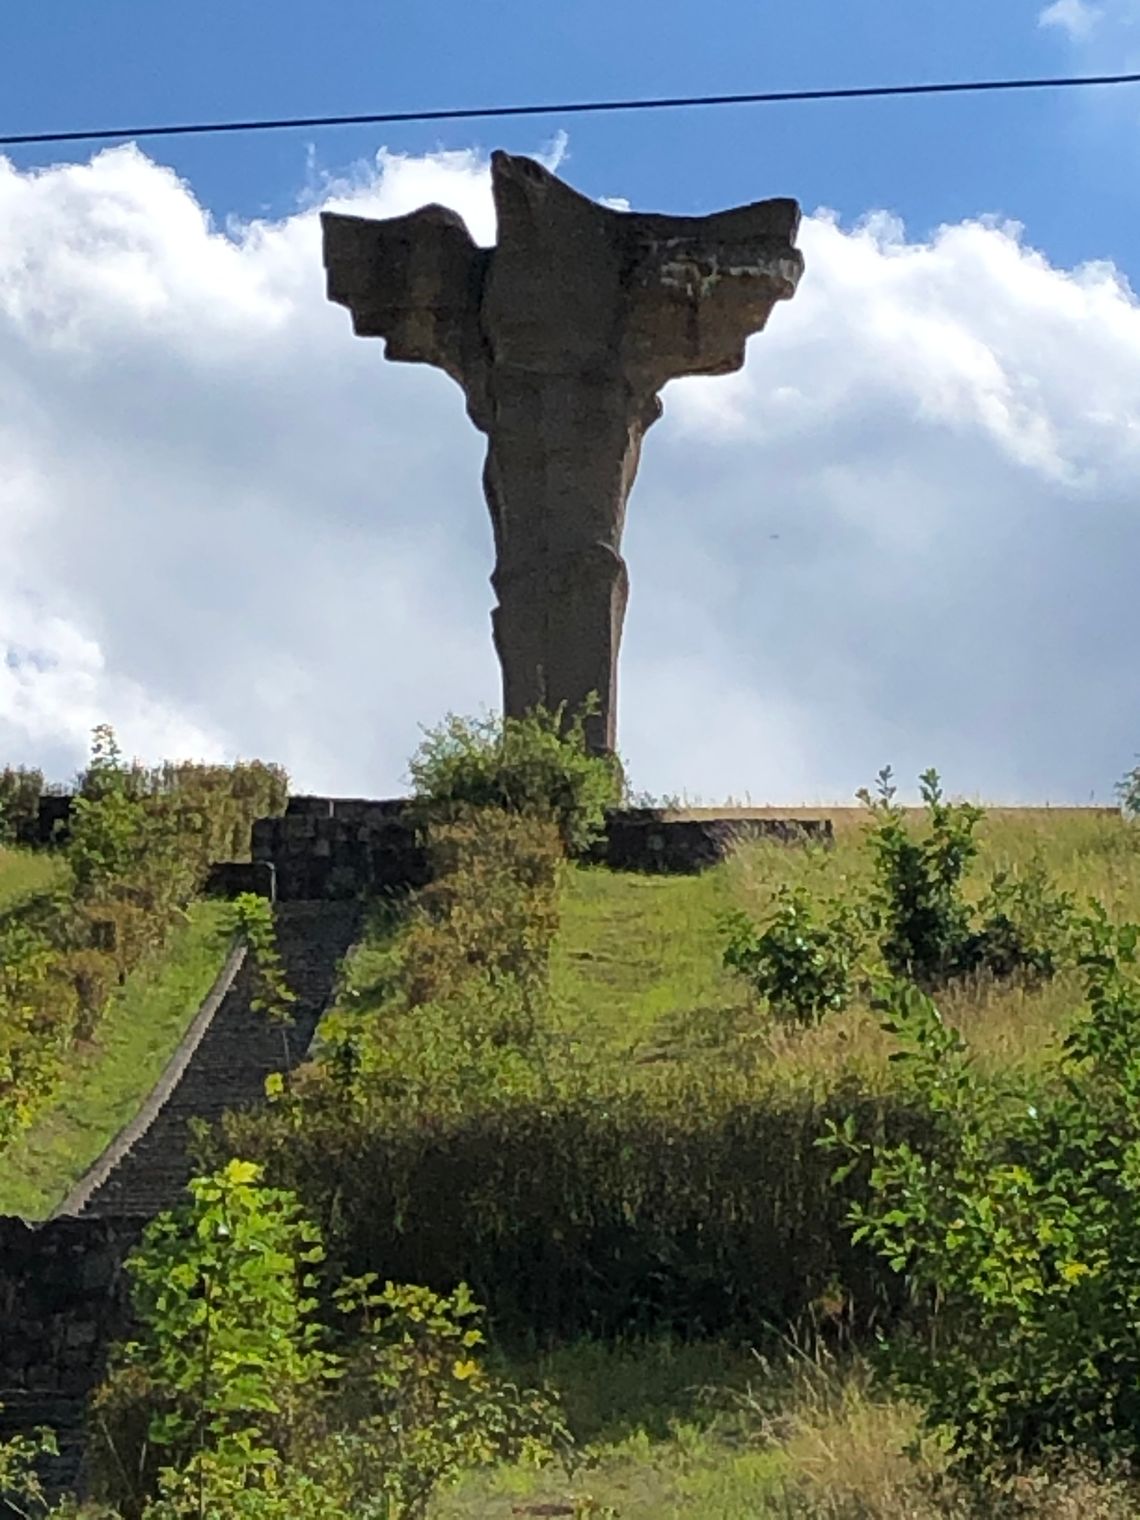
[
  {"x1": 77, "y1": 902, "x2": 359, "y2": 1219},
  {"x1": 1, "y1": 900, "x2": 362, "y2": 1514}
]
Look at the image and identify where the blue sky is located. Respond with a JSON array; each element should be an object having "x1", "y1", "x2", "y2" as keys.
[
  {"x1": 1, "y1": 0, "x2": 1133, "y2": 274},
  {"x1": 1, "y1": 2, "x2": 1139, "y2": 803}
]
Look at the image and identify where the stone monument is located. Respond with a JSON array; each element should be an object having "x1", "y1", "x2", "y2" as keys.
[{"x1": 321, "y1": 152, "x2": 804, "y2": 754}]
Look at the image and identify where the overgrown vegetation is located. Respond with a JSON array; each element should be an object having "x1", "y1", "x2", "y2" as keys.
[
  {"x1": 202, "y1": 744, "x2": 1140, "y2": 1511},
  {"x1": 717, "y1": 768, "x2": 1079, "y2": 1032},
  {"x1": 0, "y1": 727, "x2": 287, "y2": 1154},
  {"x1": 7, "y1": 723, "x2": 1140, "y2": 1516},
  {"x1": 819, "y1": 907, "x2": 1140, "y2": 1489},
  {"x1": 85, "y1": 1159, "x2": 569, "y2": 1520},
  {"x1": 0, "y1": 900, "x2": 232, "y2": 1220},
  {"x1": 406, "y1": 700, "x2": 623, "y2": 857},
  {"x1": 0, "y1": 764, "x2": 48, "y2": 845}
]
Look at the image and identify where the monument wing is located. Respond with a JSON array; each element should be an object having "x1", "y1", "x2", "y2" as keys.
[
  {"x1": 320, "y1": 203, "x2": 485, "y2": 389},
  {"x1": 618, "y1": 198, "x2": 804, "y2": 388}
]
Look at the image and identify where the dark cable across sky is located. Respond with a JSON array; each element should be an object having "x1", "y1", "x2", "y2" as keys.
[{"x1": 3, "y1": 70, "x2": 1140, "y2": 149}]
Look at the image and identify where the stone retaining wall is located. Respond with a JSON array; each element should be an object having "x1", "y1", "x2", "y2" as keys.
[
  {"x1": 597, "y1": 813, "x2": 833, "y2": 871},
  {"x1": 0, "y1": 1215, "x2": 142, "y2": 1396},
  {"x1": 251, "y1": 799, "x2": 429, "y2": 900},
  {"x1": 13, "y1": 792, "x2": 835, "y2": 900},
  {"x1": 248, "y1": 797, "x2": 834, "y2": 898}
]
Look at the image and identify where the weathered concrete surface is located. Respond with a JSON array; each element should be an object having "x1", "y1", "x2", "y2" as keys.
[{"x1": 322, "y1": 152, "x2": 803, "y2": 753}]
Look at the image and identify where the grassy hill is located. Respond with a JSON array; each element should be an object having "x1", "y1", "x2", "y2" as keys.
[
  {"x1": 287, "y1": 804, "x2": 1135, "y2": 1518},
  {"x1": 6, "y1": 795, "x2": 1135, "y2": 1516}
]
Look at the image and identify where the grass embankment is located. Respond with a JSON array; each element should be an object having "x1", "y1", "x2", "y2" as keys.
[
  {"x1": 548, "y1": 806, "x2": 1137, "y2": 1089},
  {"x1": 0, "y1": 843, "x2": 64, "y2": 913},
  {"x1": 400, "y1": 805, "x2": 1135, "y2": 1518},
  {"x1": 0, "y1": 899, "x2": 232, "y2": 1220}
]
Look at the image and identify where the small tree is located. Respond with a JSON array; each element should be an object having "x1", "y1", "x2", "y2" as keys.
[
  {"x1": 820, "y1": 907, "x2": 1140, "y2": 1487},
  {"x1": 105, "y1": 1159, "x2": 334, "y2": 1516},
  {"x1": 68, "y1": 728, "x2": 148, "y2": 897},
  {"x1": 857, "y1": 767, "x2": 983, "y2": 989},
  {"x1": 93, "y1": 1162, "x2": 569, "y2": 1520},
  {"x1": 720, "y1": 886, "x2": 862, "y2": 1025}
]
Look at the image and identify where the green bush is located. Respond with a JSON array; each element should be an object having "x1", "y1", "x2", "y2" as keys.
[
  {"x1": 399, "y1": 808, "x2": 564, "y2": 1025},
  {"x1": 89, "y1": 1160, "x2": 568, "y2": 1520},
  {"x1": 858, "y1": 767, "x2": 983, "y2": 989},
  {"x1": 858, "y1": 768, "x2": 1075, "y2": 992},
  {"x1": 0, "y1": 916, "x2": 75, "y2": 1146},
  {"x1": 972, "y1": 857, "x2": 1077, "y2": 983},
  {"x1": 720, "y1": 885, "x2": 863, "y2": 1025},
  {"x1": 406, "y1": 703, "x2": 622, "y2": 857},
  {"x1": 820, "y1": 907, "x2": 1140, "y2": 1485},
  {"x1": 1117, "y1": 756, "x2": 1140, "y2": 820},
  {"x1": 215, "y1": 1066, "x2": 925, "y2": 1347}
]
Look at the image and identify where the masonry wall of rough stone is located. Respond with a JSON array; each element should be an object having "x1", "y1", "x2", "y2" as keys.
[
  {"x1": 251, "y1": 798, "x2": 429, "y2": 900},
  {"x1": 250, "y1": 797, "x2": 834, "y2": 898},
  {"x1": 15, "y1": 791, "x2": 835, "y2": 898},
  {"x1": 597, "y1": 813, "x2": 834, "y2": 871},
  {"x1": 0, "y1": 1216, "x2": 142, "y2": 1396}
]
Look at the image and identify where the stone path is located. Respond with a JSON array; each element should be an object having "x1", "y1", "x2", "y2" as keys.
[
  {"x1": 0, "y1": 901, "x2": 361, "y2": 1512},
  {"x1": 80, "y1": 902, "x2": 359, "y2": 1219}
]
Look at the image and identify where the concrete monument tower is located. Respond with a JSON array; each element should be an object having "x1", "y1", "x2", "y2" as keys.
[{"x1": 322, "y1": 152, "x2": 803, "y2": 754}]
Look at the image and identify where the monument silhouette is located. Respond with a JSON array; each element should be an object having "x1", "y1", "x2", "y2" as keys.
[{"x1": 322, "y1": 152, "x2": 804, "y2": 753}]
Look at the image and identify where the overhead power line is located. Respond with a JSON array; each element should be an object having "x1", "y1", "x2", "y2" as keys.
[{"x1": 2, "y1": 70, "x2": 1140, "y2": 149}]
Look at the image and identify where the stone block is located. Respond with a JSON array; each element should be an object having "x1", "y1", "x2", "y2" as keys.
[
  {"x1": 285, "y1": 795, "x2": 334, "y2": 817},
  {"x1": 202, "y1": 860, "x2": 277, "y2": 901}
]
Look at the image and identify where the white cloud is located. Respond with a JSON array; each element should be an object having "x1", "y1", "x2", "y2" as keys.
[
  {"x1": 1, "y1": 142, "x2": 1139, "y2": 805},
  {"x1": 1038, "y1": 0, "x2": 1102, "y2": 38}
]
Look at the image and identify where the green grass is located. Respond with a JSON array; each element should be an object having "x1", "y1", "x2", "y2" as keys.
[
  {"x1": 431, "y1": 1335, "x2": 1138, "y2": 1517},
  {"x1": 548, "y1": 863, "x2": 747, "y2": 1065},
  {"x1": 0, "y1": 843, "x2": 65, "y2": 913},
  {"x1": 541, "y1": 811, "x2": 1140, "y2": 1094},
  {"x1": 431, "y1": 1338, "x2": 794, "y2": 1519},
  {"x1": 0, "y1": 899, "x2": 232, "y2": 1220}
]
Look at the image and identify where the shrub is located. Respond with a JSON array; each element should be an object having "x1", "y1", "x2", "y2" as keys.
[
  {"x1": 1116, "y1": 757, "x2": 1140, "y2": 820},
  {"x1": 820, "y1": 907, "x2": 1140, "y2": 1486},
  {"x1": 858, "y1": 767, "x2": 983, "y2": 989},
  {"x1": 972, "y1": 857, "x2": 1077, "y2": 983},
  {"x1": 399, "y1": 808, "x2": 563, "y2": 1022},
  {"x1": 226, "y1": 893, "x2": 296, "y2": 1025},
  {"x1": 719, "y1": 885, "x2": 864, "y2": 1025},
  {"x1": 215, "y1": 1067, "x2": 925, "y2": 1347},
  {"x1": 90, "y1": 1160, "x2": 568, "y2": 1520},
  {"x1": 406, "y1": 702, "x2": 622, "y2": 857},
  {"x1": 0, "y1": 917, "x2": 74, "y2": 1146}
]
